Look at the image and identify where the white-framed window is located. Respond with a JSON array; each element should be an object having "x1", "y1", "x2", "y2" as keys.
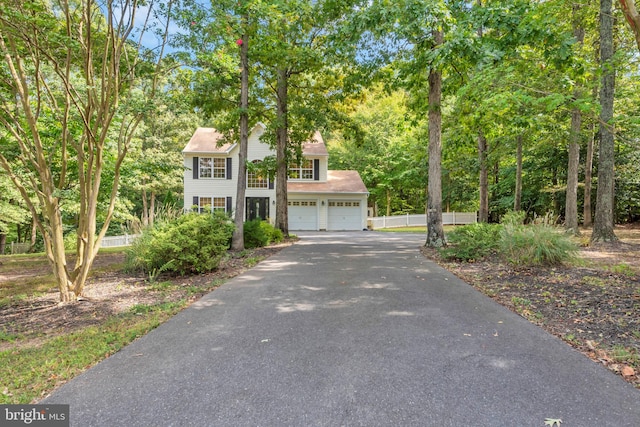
[
  {"x1": 213, "y1": 197, "x2": 226, "y2": 212},
  {"x1": 289, "y1": 158, "x2": 314, "y2": 180},
  {"x1": 247, "y1": 161, "x2": 269, "y2": 188},
  {"x1": 199, "y1": 157, "x2": 226, "y2": 179},
  {"x1": 199, "y1": 197, "x2": 227, "y2": 213},
  {"x1": 199, "y1": 197, "x2": 212, "y2": 213}
]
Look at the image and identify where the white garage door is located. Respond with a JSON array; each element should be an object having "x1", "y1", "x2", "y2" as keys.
[
  {"x1": 328, "y1": 200, "x2": 362, "y2": 231},
  {"x1": 288, "y1": 200, "x2": 318, "y2": 230}
]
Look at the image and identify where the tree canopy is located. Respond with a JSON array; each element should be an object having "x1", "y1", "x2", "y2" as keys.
[{"x1": 2, "y1": 0, "x2": 639, "y2": 299}]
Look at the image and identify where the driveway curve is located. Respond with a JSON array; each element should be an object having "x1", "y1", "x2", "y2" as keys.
[{"x1": 44, "y1": 232, "x2": 640, "y2": 426}]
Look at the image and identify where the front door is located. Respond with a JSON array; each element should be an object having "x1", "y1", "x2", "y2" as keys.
[{"x1": 246, "y1": 197, "x2": 269, "y2": 221}]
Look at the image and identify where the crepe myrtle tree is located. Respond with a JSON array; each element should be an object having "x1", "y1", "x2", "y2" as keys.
[{"x1": 0, "y1": 0, "x2": 171, "y2": 302}]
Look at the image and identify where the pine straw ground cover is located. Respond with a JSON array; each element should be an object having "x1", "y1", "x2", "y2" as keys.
[{"x1": 422, "y1": 223, "x2": 640, "y2": 389}]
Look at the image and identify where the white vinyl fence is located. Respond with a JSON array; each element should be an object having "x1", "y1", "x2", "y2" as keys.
[
  {"x1": 368, "y1": 212, "x2": 477, "y2": 230},
  {"x1": 100, "y1": 234, "x2": 140, "y2": 248},
  {"x1": 7, "y1": 234, "x2": 139, "y2": 254},
  {"x1": 10, "y1": 242, "x2": 31, "y2": 255}
]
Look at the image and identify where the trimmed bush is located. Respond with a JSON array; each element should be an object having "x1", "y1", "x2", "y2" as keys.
[
  {"x1": 243, "y1": 220, "x2": 283, "y2": 249},
  {"x1": 439, "y1": 223, "x2": 501, "y2": 261},
  {"x1": 125, "y1": 212, "x2": 234, "y2": 275}
]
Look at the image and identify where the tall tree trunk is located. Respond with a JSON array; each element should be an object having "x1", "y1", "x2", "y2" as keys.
[
  {"x1": 275, "y1": 68, "x2": 289, "y2": 236},
  {"x1": 425, "y1": 30, "x2": 446, "y2": 248},
  {"x1": 478, "y1": 130, "x2": 489, "y2": 223},
  {"x1": 386, "y1": 189, "x2": 391, "y2": 217},
  {"x1": 566, "y1": 6, "x2": 585, "y2": 235},
  {"x1": 141, "y1": 185, "x2": 149, "y2": 227},
  {"x1": 583, "y1": 123, "x2": 595, "y2": 226},
  {"x1": 231, "y1": 21, "x2": 249, "y2": 251},
  {"x1": 593, "y1": 0, "x2": 618, "y2": 242},
  {"x1": 514, "y1": 134, "x2": 523, "y2": 212},
  {"x1": 30, "y1": 216, "x2": 37, "y2": 251},
  {"x1": 0, "y1": 232, "x2": 6, "y2": 255},
  {"x1": 149, "y1": 192, "x2": 156, "y2": 228},
  {"x1": 565, "y1": 109, "x2": 581, "y2": 234}
]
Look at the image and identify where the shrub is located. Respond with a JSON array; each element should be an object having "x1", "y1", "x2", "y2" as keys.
[
  {"x1": 243, "y1": 220, "x2": 283, "y2": 249},
  {"x1": 501, "y1": 210, "x2": 525, "y2": 226},
  {"x1": 438, "y1": 211, "x2": 577, "y2": 267},
  {"x1": 439, "y1": 223, "x2": 501, "y2": 261},
  {"x1": 264, "y1": 222, "x2": 284, "y2": 244},
  {"x1": 499, "y1": 222, "x2": 577, "y2": 266},
  {"x1": 125, "y1": 212, "x2": 234, "y2": 275}
]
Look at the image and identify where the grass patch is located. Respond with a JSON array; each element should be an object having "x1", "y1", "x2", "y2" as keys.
[
  {"x1": 0, "y1": 302, "x2": 185, "y2": 404},
  {"x1": 607, "y1": 263, "x2": 636, "y2": 277},
  {"x1": 610, "y1": 345, "x2": 639, "y2": 364},
  {"x1": 0, "y1": 275, "x2": 57, "y2": 307},
  {"x1": 244, "y1": 256, "x2": 264, "y2": 268}
]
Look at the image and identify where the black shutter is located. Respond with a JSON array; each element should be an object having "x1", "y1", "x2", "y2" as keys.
[
  {"x1": 269, "y1": 178, "x2": 274, "y2": 190},
  {"x1": 314, "y1": 159, "x2": 320, "y2": 181},
  {"x1": 226, "y1": 196, "x2": 232, "y2": 213},
  {"x1": 192, "y1": 196, "x2": 199, "y2": 212},
  {"x1": 226, "y1": 158, "x2": 232, "y2": 179},
  {"x1": 193, "y1": 157, "x2": 199, "y2": 179}
]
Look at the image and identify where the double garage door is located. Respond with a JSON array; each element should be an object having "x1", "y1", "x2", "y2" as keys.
[{"x1": 288, "y1": 199, "x2": 362, "y2": 231}]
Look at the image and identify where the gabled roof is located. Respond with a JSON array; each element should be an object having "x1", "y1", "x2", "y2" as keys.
[
  {"x1": 183, "y1": 125, "x2": 327, "y2": 157},
  {"x1": 287, "y1": 170, "x2": 368, "y2": 194},
  {"x1": 301, "y1": 131, "x2": 328, "y2": 157},
  {"x1": 182, "y1": 128, "x2": 236, "y2": 154}
]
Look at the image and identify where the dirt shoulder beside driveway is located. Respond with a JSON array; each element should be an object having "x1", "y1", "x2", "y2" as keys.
[
  {"x1": 421, "y1": 224, "x2": 640, "y2": 389},
  {"x1": 0, "y1": 243, "x2": 291, "y2": 352}
]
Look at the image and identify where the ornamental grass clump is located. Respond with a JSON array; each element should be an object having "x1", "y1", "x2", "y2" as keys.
[
  {"x1": 499, "y1": 214, "x2": 577, "y2": 267},
  {"x1": 499, "y1": 224, "x2": 577, "y2": 266}
]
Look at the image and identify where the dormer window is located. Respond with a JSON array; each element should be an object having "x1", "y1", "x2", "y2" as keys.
[{"x1": 289, "y1": 159, "x2": 314, "y2": 180}]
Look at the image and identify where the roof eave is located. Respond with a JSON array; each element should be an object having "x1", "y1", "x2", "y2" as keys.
[{"x1": 182, "y1": 143, "x2": 238, "y2": 155}]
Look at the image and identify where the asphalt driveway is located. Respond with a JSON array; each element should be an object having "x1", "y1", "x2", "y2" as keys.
[{"x1": 43, "y1": 232, "x2": 640, "y2": 426}]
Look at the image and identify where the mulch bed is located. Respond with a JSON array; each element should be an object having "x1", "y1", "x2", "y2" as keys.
[{"x1": 421, "y1": 244, "x2": 640, "y2": 389}]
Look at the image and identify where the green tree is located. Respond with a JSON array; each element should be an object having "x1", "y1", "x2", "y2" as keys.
[
  {"x1": 328, "y1": 88, "x2": 426, "y2": 216},
  {"x1": 0, "y1": 0, "x2": 169, "y2": 301},
  {"x1": 592, "y1": 0, "x2": 618, "y2": 242}
]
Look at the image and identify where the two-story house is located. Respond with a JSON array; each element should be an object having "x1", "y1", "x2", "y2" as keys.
[{"x1": 182, "y1": 123, "x2": 368, "y2": 231}]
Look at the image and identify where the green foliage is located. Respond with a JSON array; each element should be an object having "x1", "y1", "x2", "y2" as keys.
[
  {"x1": 243, "y1": 220, "x2": 283, "y2": 249},
  {"x1": 499, "y1": 221, "x2": 577, "y2": 266},
  {"x1": 501, "y1": 210, "x2": 526, "y2": 226},
  {"x1": 440, "y1": 212, "x2": 577, "y2": 266},
  {"x1": 125, "y1": 212, "x2": 234, "y2": 275},
  {"x1": 439, "y1": 223, "x2": 501, "y2": 261}
]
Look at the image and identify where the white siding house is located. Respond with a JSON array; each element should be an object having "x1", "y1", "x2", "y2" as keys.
[{"x1": 183, "y1": 123, "x2": 368, "y2": 231}]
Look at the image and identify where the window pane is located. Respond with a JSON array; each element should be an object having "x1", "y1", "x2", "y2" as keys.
[
  {"x1": 213, "y1": 197, "x2": 226, "y2": 211},
  {"x1": 213, "y1": 158, "x2": 226, "y2": 178},
  {"x1": 199, "y1": 158, "x2": 212, "y2": 178},
  {"x1": 199, "y1": 197, "x2": 212, "y2": 213},
  {"x1": 247, "y1": 170, "x2": 268, "y2": 188}
]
